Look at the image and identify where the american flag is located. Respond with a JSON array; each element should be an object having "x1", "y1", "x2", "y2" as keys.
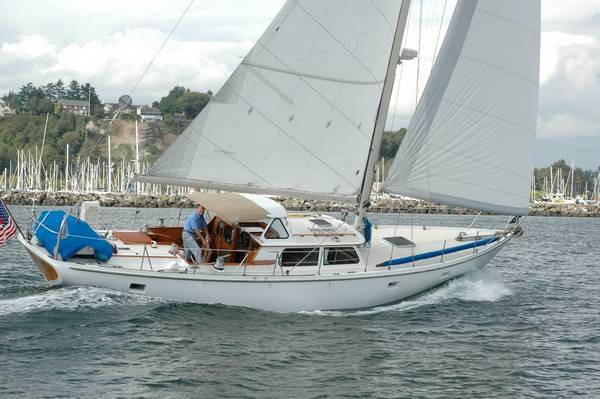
[{"x1": 0, "y1": 200, "x2": 17, "y2": 247}]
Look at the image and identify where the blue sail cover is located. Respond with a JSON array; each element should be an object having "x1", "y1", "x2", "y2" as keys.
[{"x1": 34, "y1": 211, "x2": 114, "y2": 262}]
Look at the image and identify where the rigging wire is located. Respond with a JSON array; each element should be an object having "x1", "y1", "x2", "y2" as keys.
[
  {"x1": 379, "y1": 0, "x2": 416, "y2": 189},
  {"x1": 385, "y1": 0, "x2": 414, "y2": 133},
  {"x1": 126, "y1": 0, "x2": 196, "y2": 111},
  {"x1": 415, "y1": 0, "x2": 423, "y2": 107},
  {"x1": 80, "y1": 0, "x2": 195, "y2": 172},
  {"x1": 432, "y1": 0, "x2": 450, "y2": 63}
]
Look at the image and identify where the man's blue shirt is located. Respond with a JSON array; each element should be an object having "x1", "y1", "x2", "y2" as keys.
[{"x1": 184, "y1": 212, "x2": 207, "y2": 233}]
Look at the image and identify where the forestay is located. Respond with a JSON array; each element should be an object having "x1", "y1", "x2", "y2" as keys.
[
  {"x1": 385, "y1": 0, "x2": 541, "y2": 215},
  {"x1": 139, "y1": 0, "x2": 403, "y2": 202}
]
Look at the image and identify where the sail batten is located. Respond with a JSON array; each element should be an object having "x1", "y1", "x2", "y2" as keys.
[
  {"x1": 241, "y1": 60, "x2": 385, "y2": 86},
  {"x1": 385, "y1": 0, "x2": 541, "y2": 216},
  {"x1": 141, "y1": 0, "x2": 404, "y2": 201}
]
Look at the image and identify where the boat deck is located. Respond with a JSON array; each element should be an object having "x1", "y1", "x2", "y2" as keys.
[{"x1": 34, "y1": 224, "x2": 503, "y2": 278}]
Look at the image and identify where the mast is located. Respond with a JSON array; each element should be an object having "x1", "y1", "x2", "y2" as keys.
[
  {"x1": 570, "y1": 161, "x2": 575, "y2": 198},
  {"x1": 107, "y1": 135, "x2": 112, "y2": 193},
  {"x1": 135, "y1": 119, "x2": 140, "y2": 194},
  {"x1": 355, "y1": 0, "x2": 412, "y2": 232},
  {"x1": 37, "y1": 113, "x2": 49, "y2": 190},
  {"x1": 65, "y1": 144, "x2": 69, "y2": 191}
]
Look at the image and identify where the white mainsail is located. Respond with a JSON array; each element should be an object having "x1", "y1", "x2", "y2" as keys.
[
  {"x1": 385, "y1": 0, "x2": 541, "y2": 215},
  {"x1": 139, "y1": 0, "x2": 404, "y2": 202}
]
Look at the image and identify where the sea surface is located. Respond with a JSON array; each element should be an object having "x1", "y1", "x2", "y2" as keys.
[{"x1": 0, "y1": 206, "x2": 598, "y2": 398}]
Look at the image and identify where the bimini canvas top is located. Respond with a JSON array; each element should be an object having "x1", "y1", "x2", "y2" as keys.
[{"x1": 187, "y1": 192, "x2": 287, "y2": 224}]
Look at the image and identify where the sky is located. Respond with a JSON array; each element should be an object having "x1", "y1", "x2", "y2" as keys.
[{"x1": 0, "y1": 0, "x2": 599, "y2": 169}]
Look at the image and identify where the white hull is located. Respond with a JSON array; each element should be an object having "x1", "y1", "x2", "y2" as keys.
[{"x1": 19, "y1": 233, "x2": 509, "y2": 312}]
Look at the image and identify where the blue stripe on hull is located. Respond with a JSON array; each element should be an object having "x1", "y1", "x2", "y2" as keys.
[{"x1": 379, "y1": 236, "x2": 499, "y2": 267}]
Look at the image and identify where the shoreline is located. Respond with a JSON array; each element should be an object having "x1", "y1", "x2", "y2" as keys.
[{"x1": 2, "y1": 190, "x2": 599, "y2": 218}]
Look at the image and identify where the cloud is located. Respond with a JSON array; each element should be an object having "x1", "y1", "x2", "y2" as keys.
[
  {"x1": 0, "y1": 0, "x2": 285, "y2": 103},
  {"x1": 538, "y1": 114, "x2": 599, "y2": 139},
  {"x1": 0, "y1": 30, "x2": 254, "y2": 104},
  {"x1": 540, "y1": 32, "x2": 597, "y2": 84},
  {"x1": 537, "y1": 30, "x2": 600, "y2": 141}
]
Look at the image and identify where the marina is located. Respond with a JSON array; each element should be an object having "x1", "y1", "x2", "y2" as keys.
[{"x1": 4, "y1": 189, "x2": 600, "y2": 218}]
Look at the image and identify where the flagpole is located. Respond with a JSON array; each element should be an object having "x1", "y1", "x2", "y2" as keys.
[{"x1": 1, "y1": 199, "x2": 25, "y2": 239}]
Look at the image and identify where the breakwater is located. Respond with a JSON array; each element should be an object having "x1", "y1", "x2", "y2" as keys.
[{"x1": 2, "y1": 191, "x2": 599, "y2": 217}]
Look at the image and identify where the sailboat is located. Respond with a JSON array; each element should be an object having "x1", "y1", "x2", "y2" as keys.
[{"x1": 18, "y1": 0, "x2": 540, "y2": 312}]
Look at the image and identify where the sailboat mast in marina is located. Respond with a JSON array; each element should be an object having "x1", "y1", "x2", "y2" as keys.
[{"x1": 18, "y1": 0, "x2": 540, "y2": 312}]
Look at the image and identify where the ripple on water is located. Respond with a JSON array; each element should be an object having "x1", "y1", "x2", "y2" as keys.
[{"x1": 0, "y1": 286, "x2": 167, "y2": 317}]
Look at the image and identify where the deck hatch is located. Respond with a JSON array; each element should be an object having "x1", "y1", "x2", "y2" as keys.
[
  {"x1": 309, "y1": 218, "x2": 332, "y2": 227},
  {"x1": 383, "y1": 236, "x2": 416, "y2": 248}
]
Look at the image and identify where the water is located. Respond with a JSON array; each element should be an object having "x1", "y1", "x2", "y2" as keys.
[{"x1": 1, "y1": 206, "x2": 599, "y2": 398}]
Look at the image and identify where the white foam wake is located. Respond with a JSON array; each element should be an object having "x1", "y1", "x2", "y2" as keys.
[
  {"x1": 438, "y1": 269, "x2": 512, "y2": 302},
  {"x1": 0, "y1": 287, "x2": 166, "y2": 317},
  {"x1": 301, "y1": 269, "x2": 512, "y2": 317}
]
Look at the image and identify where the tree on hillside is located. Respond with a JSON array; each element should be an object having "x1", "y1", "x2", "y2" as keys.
[
  {"x1": 17, "y1": 83, "x2": 35, "y2": 110},
  {"x1": 27, "y1": 95, "x2": 54, "y2": 115},
  {"x1": 176, "y1": 91, "x2": 211, "y2": 119},
  {"x1": 1, "y1": 91, "x2": 19, "y2": 110},
  {"x1": 43, "y1": 82, "x2": 57, "y2": 101},
  {"x1": 80, "y1": 83, "x2": 101, "y2": 111},
  {"x1": 67, "y1": 80, "x2": 82, "y2": 100},
  {"x1": 0, "y1": 113, "x2": 91, "y2": 170},
  {"x1": 159, "y1": 86, "x2": 187, "y2": 115},
  {"x1": 159, "y1": 86, "x2": 212, "y2": 118},
  {"x1": 55, "y1": 79, "x2": 67, "y2": 100},
  {"x1": 16, "y1": 83, "x2": 53, "y2": 115},
  {"x1": 379, "y1": 128, "x2": 407, "y2": 160},
  {"x1": 41, "y1": 79, "x2": 69, "y2": 102}
]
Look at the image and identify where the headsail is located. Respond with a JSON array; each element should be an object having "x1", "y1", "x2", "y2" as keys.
[
  {"x1": 385, "y1": 0, "x2": 541, "y2": 215},
  {"x1": 139, "y1": 0, "x2": 404, "y2": 202}
]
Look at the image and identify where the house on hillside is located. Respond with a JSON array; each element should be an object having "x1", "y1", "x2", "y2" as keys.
[
  {"x1": 59, "y1": 99, "x2": 90, "y2": 116},
  {"x1": 0, "y1": 99, "x2": 16, "y2": 117},
  {"x1": 137, "y1": 105, "x2": 163, "y2": 121},
  {"x1": 103, "y1": 102, "x2": 137, "y2": 116},
  {"x1": 103, "y1": 103, "x2": 116, "y2": 114}
]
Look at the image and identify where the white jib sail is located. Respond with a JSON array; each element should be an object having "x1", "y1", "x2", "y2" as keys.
[
  {"x1": 385, "y1": 0, "x2": 541, "y2": 215},
  {"x1": 140, "y1": 0, "x2": 404, "y2": 202}
]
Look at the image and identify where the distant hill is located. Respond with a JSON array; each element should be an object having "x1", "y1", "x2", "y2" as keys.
[{"x1": 0, "y1": 114, "x2": 188, "y2": 170}]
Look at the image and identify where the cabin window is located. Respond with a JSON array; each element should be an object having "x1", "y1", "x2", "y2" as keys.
[
  {"x1": 265, "y1": 218, "x2": 289, "y2": 239},
  {"x1": 280, "y1": 248, "x2": 319, "y2": 267},
  {"x1": 224, "y1": 226, "x2": 234, "y2": 244},
  {"x1": 324, "y1": 247, "x2": 360, "y2": 265}
]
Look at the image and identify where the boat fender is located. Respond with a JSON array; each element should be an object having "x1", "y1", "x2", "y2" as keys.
[{"x1": 363, "y1": 217, "x2": 372, "y2": 248}]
